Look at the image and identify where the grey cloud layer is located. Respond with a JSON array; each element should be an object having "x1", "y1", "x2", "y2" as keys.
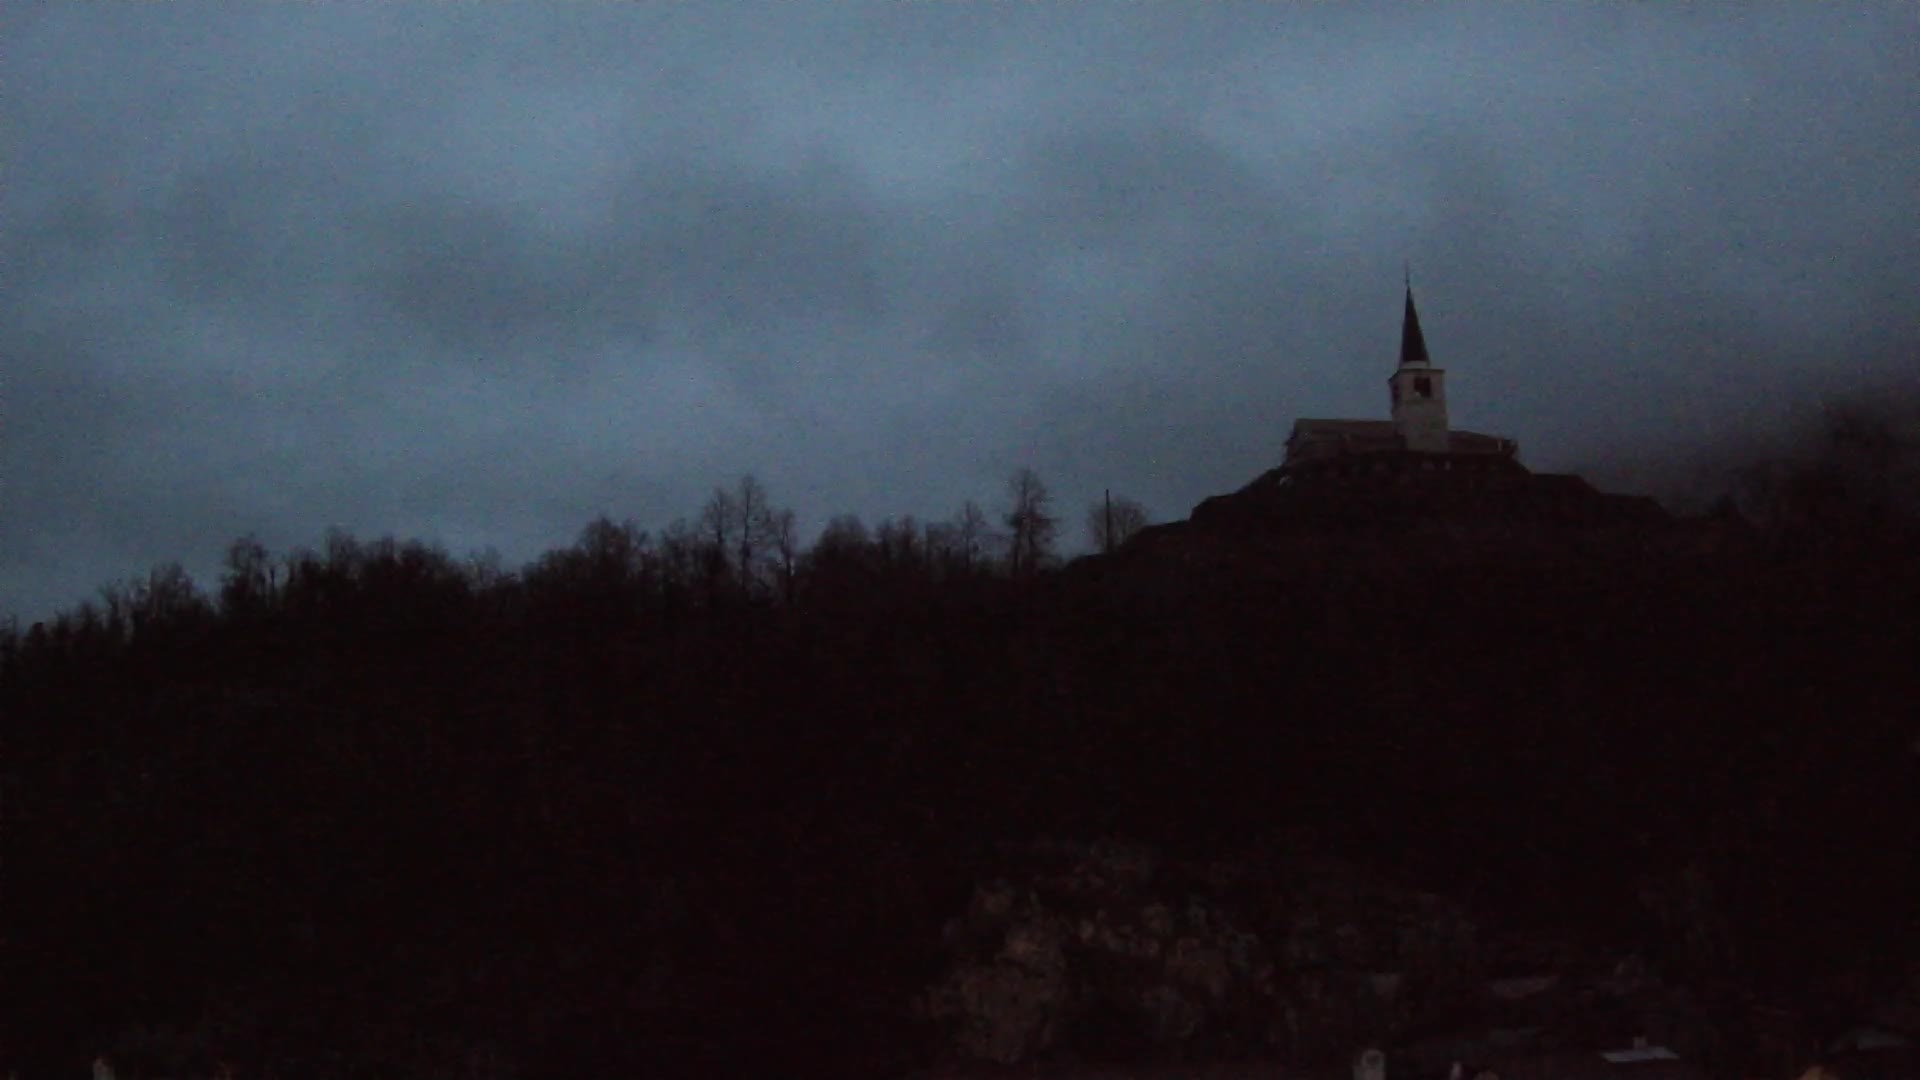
[{"x1": 5, "y1": 4, "x2": 1917, "y2": 619}]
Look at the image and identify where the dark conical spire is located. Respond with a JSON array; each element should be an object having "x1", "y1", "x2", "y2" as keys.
[{"x1": 1399, "y1": 280, "x2": 1430, "y2": 368}]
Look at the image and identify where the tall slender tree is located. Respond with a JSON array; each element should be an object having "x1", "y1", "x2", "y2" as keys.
[
  {"x1": 1002, "y1": 468, "x2": 1057, "y2": 578},
  {"x1": 951, "y1": 499, "x2": 991, "y2": 574},
  {"x1": 770, "y1": 508, "x2": 800, "y2": 604}
]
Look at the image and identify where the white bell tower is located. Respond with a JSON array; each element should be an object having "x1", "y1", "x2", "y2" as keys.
[{"x1": 1389, "y1": 280, "x2": 1449, "y2": 453}]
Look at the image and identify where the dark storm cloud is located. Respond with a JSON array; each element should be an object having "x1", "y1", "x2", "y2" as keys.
[{"x1": 5, "y1": 4, "x2": 1918, "y2": 619}]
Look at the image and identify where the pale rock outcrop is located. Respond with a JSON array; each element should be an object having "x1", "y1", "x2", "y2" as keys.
[{"x1": 920, "y1": 836, "x2": 1488, "y2": 1068}]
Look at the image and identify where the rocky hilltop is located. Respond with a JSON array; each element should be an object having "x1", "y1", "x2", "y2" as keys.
[{"x1": 1064, "y1": 454, "x2": 1752, "y2": 610}]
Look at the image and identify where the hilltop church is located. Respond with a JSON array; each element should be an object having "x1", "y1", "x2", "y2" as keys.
[
  {"x1": 1279, "y1": 283, "x2": 1523, "y2": 481},
  {"x1": 1169, "y1": 281, "x2": 1669, "y2": 538}
]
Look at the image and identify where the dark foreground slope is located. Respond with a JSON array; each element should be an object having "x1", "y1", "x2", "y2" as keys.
[{"x1": 3, "y1": 485, "x2": 1916, "y2": 1077}]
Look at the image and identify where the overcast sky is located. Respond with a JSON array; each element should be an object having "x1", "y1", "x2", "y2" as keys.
[{"x1": 6, "y1": 3, "x2": 1917, "y2": 620}]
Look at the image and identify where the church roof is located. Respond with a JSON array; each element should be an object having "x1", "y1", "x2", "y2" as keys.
[
  {"x1": 1286, "y1": 419, "x2": 1516, "y2": 460},
  {"x1": 1292, "y1": 419, "x2": 1399, "y2": 440},
  {"x1": 1401, "y1": 285, "x2": 1431, "y2": 368},
  {"x1": 1446, "y1": 429, "x2": 1517, "y2": 455},
  {"x1": 1286, "y1": 420, "x2": 1400, "y2": 462}
]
